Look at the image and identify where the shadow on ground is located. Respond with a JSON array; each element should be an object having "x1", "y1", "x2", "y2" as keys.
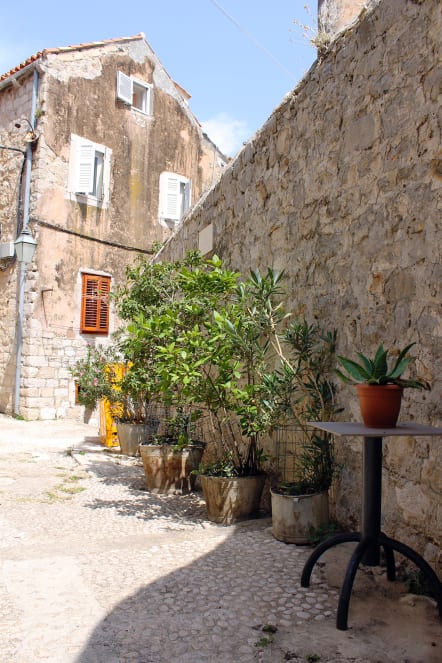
[
  {"x1": 73, "y1": 522, "x2": 442, "y2": 663},
  {"x1": 71, "y1": 443, "x2": 442, "y2": 663}
]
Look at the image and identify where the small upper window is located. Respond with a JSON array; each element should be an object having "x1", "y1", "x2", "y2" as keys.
[
  {"x1": 68, "y1": 135, "x2": 112, "y2": 208},
  {"x1": 117, "y1": 71, "x2": 153, "y2": 115}
]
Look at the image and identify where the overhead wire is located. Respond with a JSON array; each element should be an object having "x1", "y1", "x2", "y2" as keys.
[{"x1": 209, "y1": 0, "x2": 298, "y2": 83}]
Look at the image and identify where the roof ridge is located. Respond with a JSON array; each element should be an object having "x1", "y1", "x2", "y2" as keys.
[{"x1": 0, "y1": 33, "x2": 145, "y2": 84}]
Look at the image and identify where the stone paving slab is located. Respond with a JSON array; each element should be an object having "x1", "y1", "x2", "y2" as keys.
[{"x1": 0, "y1": 414, "x2": 441, "y2": 662}]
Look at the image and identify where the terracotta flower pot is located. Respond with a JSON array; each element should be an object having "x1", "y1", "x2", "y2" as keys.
[{"x1": 356, "y1": 384, "x2": 403, "y2": 428}]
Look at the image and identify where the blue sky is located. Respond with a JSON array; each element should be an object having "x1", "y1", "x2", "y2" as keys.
[{"x1": 0, "y1": 1, "x2": 318, "y2": 155}]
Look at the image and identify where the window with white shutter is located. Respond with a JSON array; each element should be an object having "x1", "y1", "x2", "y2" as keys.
[
  {"x1": 117, "y1": 71, "x2": 133, "y2": 105},
  {"x1": 116, "y1": 71, "x2": 153, "y2": 115},
  {"x1": 159, "y1": 172, "x2": 192, "y2": 224},
  {"x1": 67, "y1": 135, "x2": 112, "y2": 208}
]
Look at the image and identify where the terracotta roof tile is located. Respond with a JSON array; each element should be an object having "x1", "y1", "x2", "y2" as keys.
[{"x1": 0, "y1": 34, "x2": 145, "y2": 84}]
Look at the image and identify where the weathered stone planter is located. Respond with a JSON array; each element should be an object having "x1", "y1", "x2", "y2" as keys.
[
  {"x1": 139, "y1": 444, "x2": 204, "y2": 494},
  {"x1": 271, "y1": 489, "x2": 329, "y2": 544},
  {"x1": 116, "y1": 421, "x2": 159, "y2": 456},
  {"x1": 200, "y1": 474, "x2": 266, "y2": 525}
]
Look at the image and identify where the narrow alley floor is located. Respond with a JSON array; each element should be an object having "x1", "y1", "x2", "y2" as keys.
[{"x1": 0, "y1": 414, "x2": 440, "y2": 663}]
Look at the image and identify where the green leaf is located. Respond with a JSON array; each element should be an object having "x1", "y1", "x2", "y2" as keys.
[
  {"x1": 336, "y1": 356, "x2": 370, "y2": 382},
  {"x1": 372, "y1": 345, "x2": 388, "y2": 379},
  {"x1": 389, "y1": 343, "x2": 415, "y2": 377},
  {"x1": 388, "y1": 356, "x2": 411, "y2": 379}
]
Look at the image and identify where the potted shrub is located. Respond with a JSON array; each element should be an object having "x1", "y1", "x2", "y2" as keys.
[
  {"x1": 70, "y1": 345, "x2": 121, "y2": 447},
  {"x1": 70, "y1": 338, "x2": 161, "y2": 457},
  {"x1": 110, "y1": 252, "x2": 228, "y2": 486},
  {"x1": 270, "y1": 320, "x2": 340, "y2": 544},
  {"x1": 70, "y1": 345, "x2": 117, "y2": 410},
  {"x1": 184, "y1": 266, "x2": 293, "y2": 524},
  {"x1": 114, "y1": 253, "x2": 338, "y2": 524},
  {"x1": 139, "y1": 407, "x2": 205, "y2": 494},
  {"x1": 335, "y1": 342, "x2": 430, "y2": 428},
  {"x1": 123, "y1": 256, "x2": 287, "y2": 522},
  {"x1": 110, "y1": 358, "x2": 161, "y2": 457}
]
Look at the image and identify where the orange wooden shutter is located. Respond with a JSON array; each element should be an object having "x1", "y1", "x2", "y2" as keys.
[{"x1": 81, "y1": 274, "x2": 110, "y2": 334}]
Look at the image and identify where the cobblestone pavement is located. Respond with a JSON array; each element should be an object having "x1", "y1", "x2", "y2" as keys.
[{"x1": 0, "y1": 414, "x2": 441, "y2": 663}]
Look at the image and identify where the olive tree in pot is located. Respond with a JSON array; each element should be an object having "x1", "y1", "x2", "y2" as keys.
[
  {"x1": 335, "y1": 342, "x2": 430, "y2": 428},
  {"x1": 111, "y1": 252, "x2": 231, "y2": 491},
  {"x1": 185, "y1": 266, "x2": 298, "y2": 525},
  {"x1": 270, "y1": 321, "x2": 341, "y2": 544},
  {"x1": 134, "y1": 257, "x2": 289, "y2": 522}
]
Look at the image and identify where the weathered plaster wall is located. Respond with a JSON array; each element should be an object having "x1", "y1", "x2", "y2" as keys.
[{"x1": 158, "y1": 0, "x2": 442, "y2": 563}]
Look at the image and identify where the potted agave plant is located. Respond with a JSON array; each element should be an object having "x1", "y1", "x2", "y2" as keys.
[{"x1": 335, "y1": 342, "x2": 430, "y2": 428}]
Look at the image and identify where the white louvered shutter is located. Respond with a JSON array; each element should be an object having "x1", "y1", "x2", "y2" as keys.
[
  {"x1": 166, "y1": 175, "x2": 180, "y2": 219},
  {"x1": 75, "y1": 141, "x2": 95, "y2": 194},
  {"x1": 117, "y1": 71, "x2": 133, "y2": 105},
  {"x1": 160, "y1": 172, "x2": 180, "y2": 221}
]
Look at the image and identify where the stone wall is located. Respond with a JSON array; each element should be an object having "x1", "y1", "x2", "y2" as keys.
[
  {"x1": 158, "y1": 0, "x2": 442, "y2": 563},
  {"x1": 0, "y1": 73, "x2": 35, "y2": 413}
]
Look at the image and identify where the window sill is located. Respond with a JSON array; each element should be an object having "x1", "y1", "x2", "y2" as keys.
[{"x1": 66, "y1": 192, "x2": 108, "y2": 209}]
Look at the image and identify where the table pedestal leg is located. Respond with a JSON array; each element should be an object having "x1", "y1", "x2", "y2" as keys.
[
  {"x1": 300, "y1": 435, "x2": 442, "y2": 630},
  {"x1": 361, "y1": 437, "x2": 382, "y2": 565}
]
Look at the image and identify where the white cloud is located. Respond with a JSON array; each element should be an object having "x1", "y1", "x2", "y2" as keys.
[{"x1": 202, "y1": 112, "x2": 250, "y2": 156}]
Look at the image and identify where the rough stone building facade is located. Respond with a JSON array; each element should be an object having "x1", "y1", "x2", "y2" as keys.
[
  {"x1": 0, "y1": 34, "x2": 226, "y2": 421},
  {"x1": 318, "y1": 0, "x2": 367, "y2": 33},
  {"x1": 157, "y1": 0, "x2": 442, "y2": 564}
]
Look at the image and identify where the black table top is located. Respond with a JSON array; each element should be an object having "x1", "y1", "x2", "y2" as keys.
[{"x1": 307, "y1": 422, "x2": 442, "y2": 437}]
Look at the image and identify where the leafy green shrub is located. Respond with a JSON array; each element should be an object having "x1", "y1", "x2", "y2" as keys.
[{"x1": 70, "y1": 346, "x2": 117, "y2": 410}]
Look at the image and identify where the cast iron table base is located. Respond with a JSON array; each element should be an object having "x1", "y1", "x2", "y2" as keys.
[{"x1": 301, "y1": 423, "x2": 442, "y2": 631}]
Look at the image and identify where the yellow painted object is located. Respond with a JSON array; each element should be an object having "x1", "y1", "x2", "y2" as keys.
[
  {"x1": 99, "y1": 363, "x2": 125, "y2": 447},
  {"x1": 99, "y1": 399, "x2": 120, "y2": 447}
]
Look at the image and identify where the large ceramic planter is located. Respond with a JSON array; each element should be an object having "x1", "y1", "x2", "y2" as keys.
[
  {"x1": 139, "y1": 444, "x2": 204, "y2": 494},
  {"x1": 116, "y1": 421, "x2": 159, "y2": 456},
  {"x1": 200, "y1": 474, "x2": 266, "y2": 525},
  {"x1": 356, "y1": 384, "x2": 402, "y2": 428},
  {"x1": 271, "y1": 489, "x2": 329, "y2": 544}
]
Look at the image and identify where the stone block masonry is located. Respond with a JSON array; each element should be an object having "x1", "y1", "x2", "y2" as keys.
[{"x1": 159, "y1": 0, "x2": 442, "y2": 563}]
